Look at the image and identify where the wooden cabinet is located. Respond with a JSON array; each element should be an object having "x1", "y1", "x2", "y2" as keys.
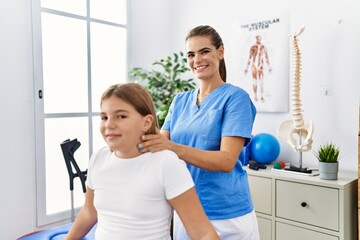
[
  {"x1": 247, "y1": 167, "x2": 357, "y2": 240},
  {"x1": 276, "y1": 222, "x2": 338, "y2": 240}
]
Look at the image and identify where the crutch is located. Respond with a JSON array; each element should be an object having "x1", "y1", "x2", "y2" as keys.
[{"x1": 60, "y1": 138, "x2": 87, "y2": 222}]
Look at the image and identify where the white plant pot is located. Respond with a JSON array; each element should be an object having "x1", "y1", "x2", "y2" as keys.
[{"x1": 318, "y1": 162, "x2": 338, "y2": 180}]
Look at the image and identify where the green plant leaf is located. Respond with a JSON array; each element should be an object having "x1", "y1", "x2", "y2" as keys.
[{"x1": 129, "y1": 51, "x2": 196, "y2": 128}]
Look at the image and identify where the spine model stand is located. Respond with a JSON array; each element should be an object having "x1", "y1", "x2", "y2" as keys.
[{"x1": 277, "y1": 25, "x2": 314, "y2": 172}]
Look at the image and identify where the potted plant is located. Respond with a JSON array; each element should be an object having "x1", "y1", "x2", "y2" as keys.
[
  {"x1": 129, "y1": 52, "x2": 196, "y2": 127},
  {"x1": 314, "y1": 143, "x2": 341, "y2": 180}
]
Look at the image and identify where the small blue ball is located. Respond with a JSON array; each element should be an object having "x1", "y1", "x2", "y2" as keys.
[{"x1": 249, "y1": 133, "x2": 280, "y2": 164}]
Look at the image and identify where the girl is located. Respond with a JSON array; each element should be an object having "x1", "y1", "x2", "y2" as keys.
[{"x1": 65, "y1": 83, "x2": 219, "y2": 240}]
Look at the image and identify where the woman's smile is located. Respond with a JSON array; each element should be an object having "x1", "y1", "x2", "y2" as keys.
[{"x1": 194, "y1": 65, "x2": 208, "y2": 72}]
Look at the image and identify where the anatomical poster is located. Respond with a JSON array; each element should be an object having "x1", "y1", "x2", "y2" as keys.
[{"x1": 228, "y1": 15, "x2": 290, "y2": 112}]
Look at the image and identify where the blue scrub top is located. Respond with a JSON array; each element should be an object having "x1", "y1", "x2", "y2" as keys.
[{"x1": 162, "y1": 83, "x2": 257, "y2": 220}]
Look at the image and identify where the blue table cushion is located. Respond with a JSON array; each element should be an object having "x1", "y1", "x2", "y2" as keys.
[{"x1": 19, "y1": 223, "x2": 96, "y2": 240}]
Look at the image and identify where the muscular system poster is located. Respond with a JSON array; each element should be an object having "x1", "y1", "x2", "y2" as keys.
[{"x1": 228, "y1": 15, "x2": 290, "y2": 112}]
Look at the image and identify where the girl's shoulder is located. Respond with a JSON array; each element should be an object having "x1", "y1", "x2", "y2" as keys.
[
  {"x1": 152, "y1": 149, "x2": 179, "y2": 161},
  {"x1": 90, "y1": 146, "x2": 111, "y2": 162},
  {"x1": 93, "y1": 145, "x2": 111, "y2": 156},
  {"x1": 152, "y1": 150, "x2": 186, "y2": 166}
]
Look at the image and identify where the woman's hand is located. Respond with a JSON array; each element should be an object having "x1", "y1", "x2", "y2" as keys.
[
  {"x1": 138, "y1": 130, "x2": 174, "y2": 153},
  {"x1": 139, "y1": 130, "x2": 245, "y2": 172}
]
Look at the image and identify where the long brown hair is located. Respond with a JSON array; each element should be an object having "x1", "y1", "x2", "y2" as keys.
[
  {"x1": 186, "y1": 25, "x2": 227, "y2": 82},
  {"x1": 101, "y1": 83, "x2": 158, "y2": 134}
]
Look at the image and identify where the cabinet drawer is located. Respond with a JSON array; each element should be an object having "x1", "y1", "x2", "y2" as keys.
[
  {"x1": 257, "y1": 216, "x2": 272, "y2": 240},
  {"x1": 276, "y1": 180, "x2": 339, "y2": 231},
  {"x1": 276, "y1": 222, "x2": 338, "y2": 240},
  {"x1": 248, "y1": 175, "x2": 272, "y2": 215}
]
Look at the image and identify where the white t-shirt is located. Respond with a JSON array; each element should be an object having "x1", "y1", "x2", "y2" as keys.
[{"x1": 87, "y1": 147, "x2": 194, "y2": 240}]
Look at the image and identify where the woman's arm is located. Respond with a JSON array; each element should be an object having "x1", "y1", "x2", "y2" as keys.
[
  {"x1": 140, "y1": 130, "x2": 245, "y2": 172},
  {"x1": 65, "y1": 187, "x2": 97, "y2": 240},
  {"x1": 168, "y1": 187, "x2": 220, "y2": 240}
]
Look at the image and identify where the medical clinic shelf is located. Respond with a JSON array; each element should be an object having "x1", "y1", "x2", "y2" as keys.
[{"x1": 245, "y1": 166, "x2": 358, "y2": 240}]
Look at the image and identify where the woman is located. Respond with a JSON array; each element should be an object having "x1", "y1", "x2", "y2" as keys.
[
  {"x1": 139, "y1": 25, "x2": 259, "y2": 239},
  {"x1": 65, "y1": 83, "x2": 219, "y2": 240}
]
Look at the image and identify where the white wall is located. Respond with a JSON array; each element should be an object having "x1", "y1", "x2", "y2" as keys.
[
  {"x1": 161, "y1": 0, "x2": 360, "y2": 171},
  {"x1": 0, "y1": 0, "x2": 359, "y2": 239},
  {"x1": 128, "y1": 0, "x2": 173, "y2": 69}
]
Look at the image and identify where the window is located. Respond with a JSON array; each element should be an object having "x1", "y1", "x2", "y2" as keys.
[{"x1": 31, "y1": 0, "x2": 128, "y2": 226}]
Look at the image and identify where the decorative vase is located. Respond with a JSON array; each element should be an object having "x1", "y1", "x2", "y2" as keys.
[{"x1": 318, "y1": 162, "x2": 338, "y2": 180}]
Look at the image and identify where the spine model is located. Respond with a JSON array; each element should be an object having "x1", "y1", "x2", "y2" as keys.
[
  {"x1": 291, "y1": 27, "x2": 304, "y2": 129},
  {"x1": 277, "y1": 26, "x2": 314, "y2": 152}
]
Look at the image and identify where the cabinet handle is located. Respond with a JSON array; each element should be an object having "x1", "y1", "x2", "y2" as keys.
[{"x1": 301, "y1": 202, "x2": 307, "y2": 207}]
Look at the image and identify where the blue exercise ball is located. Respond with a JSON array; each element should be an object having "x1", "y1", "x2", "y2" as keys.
[{"x1": 249, "y1": 133, "x2": 280, "y2": 164}]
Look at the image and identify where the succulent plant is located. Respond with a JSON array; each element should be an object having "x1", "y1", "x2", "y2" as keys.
[{"x1": 314, "y1": 143, "x2": 341, "y2": 163}]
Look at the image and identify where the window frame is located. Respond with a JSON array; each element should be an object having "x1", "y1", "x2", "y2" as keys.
[{"x1": 31, "y1": 0, "x2": 130, "y2": 226}]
